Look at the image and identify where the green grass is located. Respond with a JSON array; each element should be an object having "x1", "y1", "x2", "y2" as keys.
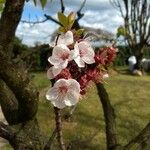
[
  {"x1": 34, "y1": 70, "x2": 150, "y2": 150},
  {"x1": 4, "y1": 69, "x2": 150, "y2": 149}
]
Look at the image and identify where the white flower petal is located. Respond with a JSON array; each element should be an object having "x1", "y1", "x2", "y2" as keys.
[
  {"x1": 46, "y1": 79, "x2": 80, "y2": 109},
  {"x1": 68, "y1": 79, "x2": 80, "y2": 93},
  {"x1": 54, "y1": 78, "x2": 68, "y2": 87},
  {"x1": 46, "y1": 87, "x2": 58, "y2": 100},
  {"x1": 57, "y1": 31, "x2": 74, "y2": 46},
  {"x1": 52, "y1": 66, "x2": 62, "y2": 77},
  {"x1": 82, "y1": 55, "x2": 95, "y2": 64},
  {"x1": 74, "y1": 56, "x2": 85, "y2": 67},
  {"x1": 48, "y1": 57, "x2": 60, "y2": 66},
  {"x1": 51, "y1": 99, "x2": 66, "y2": 109},
  {"x1": 47, "y1": 67, "x2": 54, "y2": 79},
  {"x1": 73, "y1": 41, "x2": 95, "y2": 66},
  {"x1": 64, "y1": 91, "x2": 79, "y2": 106},
  {"x1": 64, "y1": 31, "x2": 74, "y2": 46},
  {"x1": 61, "y1": 60, "x2": 68, "y2": 69},
  {"x1": 53, "y1": 44, "x2": 70, "y2": 58}
]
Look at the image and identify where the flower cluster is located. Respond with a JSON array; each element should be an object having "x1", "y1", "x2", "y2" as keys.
[{"x1": 46, "y1": 30, "x2": 117, "y2": 109}]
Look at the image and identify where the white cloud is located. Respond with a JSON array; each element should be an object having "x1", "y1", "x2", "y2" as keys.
[
  {"x1": 16, "y1": 0, "x2": 123, "y2": 46},
  {"x1": 16, "y1": 21, "x2": 58, "y2": 46}
]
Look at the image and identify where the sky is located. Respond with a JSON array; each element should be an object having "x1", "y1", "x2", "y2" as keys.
[{"x1": 16, "y1": 0, "x2": 124, "y2": 46}]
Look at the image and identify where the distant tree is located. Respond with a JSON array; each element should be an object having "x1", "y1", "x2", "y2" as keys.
[{"x1": 112, "y1": 0, "x2": 150, "y2": 70}]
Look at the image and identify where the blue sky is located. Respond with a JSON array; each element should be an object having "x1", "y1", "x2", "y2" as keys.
[{"x1": 16, "y1": 0, "x2": 123, "y2": 46}]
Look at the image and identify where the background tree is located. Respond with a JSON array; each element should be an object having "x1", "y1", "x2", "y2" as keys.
[{"x1": 111, "y1": 0, "x2": 150, "y2": 70}]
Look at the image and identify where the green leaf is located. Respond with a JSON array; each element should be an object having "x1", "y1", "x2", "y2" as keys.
[
  {"x1": 117, "y1": 26, "x2": 127, "y2": 37},
  {"x1": 40, "y1": 0, "x2": 47, "y2": 9},
  {"x1": 76, "y1": 29, "x2": 84, "y2": 35},
  {"x1": 58, "y1": 12, "x2": 68, "y2": 27},
  {"x1": 58, "y1": 26, "x2": 65, "y2": 33},
  {"x1": 68, "y1": 12, "x2": 76, "y2": 29}
]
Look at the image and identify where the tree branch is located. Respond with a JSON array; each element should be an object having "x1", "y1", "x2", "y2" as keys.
[
  {"x1": 44, "y1": 14, "x2": 63, "y2": 26},
  {"x1": 0, "y1": 79, "x2": 19, "y2": 124},
  {"x1": 0, "y1": 50, "x2": 39, "y2": 123},
  {"x1": 21, "y1": 18, "x2": 48, "y2": 25},
  {"x1": 0, "y1": 0, "x2": 25, "y2": 52},
  {"x1": 0, "y1": 121, "x2": 14, "y2": 142},
  {"x1": 96, "y1": 83, "x2": 120, "y2": 150},
  {"x1": 77, "y1": 0, "x2": 86, "y2": 21},
  {"x1": 60, "y1": 0, "x2": 65, "y2": 13},
  {"x1": 54, "y1": 107, "x2": 65, "y2": 150},
  {"x1": 124, "y1": 122, "x2": 150, "y2": 150}
]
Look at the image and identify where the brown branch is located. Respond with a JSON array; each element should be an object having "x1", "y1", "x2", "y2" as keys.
[
  {"x1": 0, "y1": 50, "x2": 39, "y2": 123},
  {"x1": 21, "y1": 18, "x2": 48, "y2": 24},
  {"x1": 0, "y1": 0, "x2": 25, "y2": 52},
  {"x1": 124, "y1": 122, "x2": 150, "y2": 150},
  {"x1": 0, "y1": 121, "x2": 14, "y2": 141},
  {"x1": 0, "y1": 78, "x2": 19, "y2": 124},
  {"x1": 60, "y1": 0, "x2": 65, "y2": 13},
  {"x1": 96, "y1": 83, "x2": 121, "y2": 150},
  {"x1": 44, "y1": 14, "x2": 63, "y2": 26},
  {"x1": 77, "y1": 0, "x2": 86, "y2": 21},
  {"x1": 54, "y1": 107, "x2": 65, "y2": 150}
]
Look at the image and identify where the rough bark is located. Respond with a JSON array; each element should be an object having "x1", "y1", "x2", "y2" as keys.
[
  {"x1": 124, "y1": 122, "x2": 150, "y2": 150},
  {"x1": 0, "y1": 79, "x2": 19, "y2": 124},
  {"x1": 0, "y1": 119, "x2": 44, "y2": 150},
  {"x1": 0, "y1": 0, "x2": 25, "y2": 54},
  {"x1": 0, "y1": 0, "x2": 43, "y2": 149},
  {"x1": 0, "y1": 50, "x2": 39, "y2": 123},
  {"x1": 96, "y1": 83, "x2": 121, "y2": 150}
]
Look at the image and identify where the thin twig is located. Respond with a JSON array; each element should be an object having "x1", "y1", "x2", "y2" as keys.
[
  {"x1": 54, "y1": 107, "x2": 65, "y2": 150},
  {"x1": 60, "y1": 0, "x2": 65, "y2": 13}
]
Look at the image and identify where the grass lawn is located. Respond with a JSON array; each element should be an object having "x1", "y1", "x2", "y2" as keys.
[
  {"x1": 3, "y1": 69, "x2": 150, "y2": 150},
  {"x1": 31, "y1": 69, "x2": 150, "y2": 150}
]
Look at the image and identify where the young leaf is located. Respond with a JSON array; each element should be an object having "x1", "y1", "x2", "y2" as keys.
[
  {"x1": 68, "y1": 12, "x2": 76, "y2": 23},
  {"x1": 40, "y1": 0, "x2": 47, "y2": 9},
  {"x1": 58, "y1": 26, "x2": 65, "y2": 33},
  {"x1": 58, "y1": 12, "x2": 68, "y2": 27},
  {"x1": 68, "y1": 12, "x2": 76, "y2": 28},
  {"x1": 76, "y1": 29, "x2": 84, "y2": 35},
  {"x1": 117, "y1": 26, "x2": 127, "y2": 37}
]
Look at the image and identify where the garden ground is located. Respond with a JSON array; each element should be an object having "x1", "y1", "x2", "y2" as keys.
[{"x1": 2, "y1": 67, "x2": 150, "y2": 149}]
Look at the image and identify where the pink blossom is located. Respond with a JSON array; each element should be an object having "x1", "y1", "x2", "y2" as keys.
[
  {"x1": 46, "y1": 79, "x2": 80, "y2": 109},
  {"x1": 73, "y1": 41, "x2": 95, "y2": 67},
  {"x1": 48, "y1": 44, "x2": 73, "y2": 77}
]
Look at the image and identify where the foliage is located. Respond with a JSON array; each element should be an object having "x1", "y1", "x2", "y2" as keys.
[
  {"x1": 117, "y1": 26, "x2": 128, "y2": 38},
  {"x1": 0, "y1": 0, "x2": 5, "y2": 12}
]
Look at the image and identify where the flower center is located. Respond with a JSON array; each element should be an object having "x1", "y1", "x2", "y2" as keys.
[
  {"x1": 79, "y1": 49, "x2": 86, "y2": 57},
  {"x1": 60, "y1": 53, "x2": 69, "y2": 60},
  {"x1": 59, "y1": 85, "x2": 68, "y2": 95}
]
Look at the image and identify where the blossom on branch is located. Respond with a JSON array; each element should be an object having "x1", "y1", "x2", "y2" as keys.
[
  {"x1": 50, "y1": 31, "x2": 74, "y2": 47},
  {"x1": 48, "y1": 44, "x2": 73, "y2": 77},
  {"x1": 57, "y1": 31, "x2": 74, "y2": 46},
  {"x1": 73, "y1": 41, "x2": 95, "y2": 67},
  {"x1": 46, "y1": 17, "x2": 117, "y2": 108},
  {"x1": 46, "y1": 79, "x2": 80, "y2": 109}
]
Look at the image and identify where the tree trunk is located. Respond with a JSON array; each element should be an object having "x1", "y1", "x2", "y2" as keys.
[
  {"x1": 96, "y1": 83, "x2": 121, "y2": 150},
  {"x1": 0, "y1": 1, "x2": 45, "y2": 149}
]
